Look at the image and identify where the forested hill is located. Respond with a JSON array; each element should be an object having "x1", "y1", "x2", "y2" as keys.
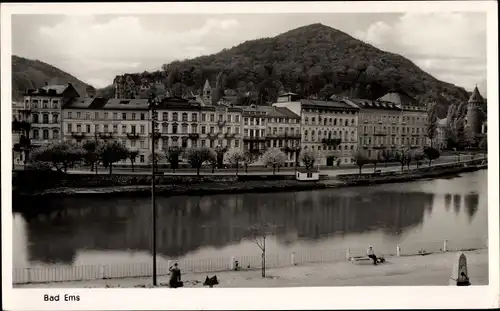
[
  {"x1": 11, "y1": 55, "x2": 94, "y2": 101},
  {"x1": 104, "y1": 23, "x2": 469, "y2": 118}
]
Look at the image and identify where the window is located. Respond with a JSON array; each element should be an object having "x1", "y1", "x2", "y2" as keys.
[
  {"x1": 86, "y1": 113, "x2": 91, "y2": 120},
  {"x1": 43, "y1": 100, "x2": 49, "y2": 108},
  {"x1": 226, "y1": 127, "x2": 231, "y2": 134},
  {"x1": 113, "y1": 113, "x2": 118, "y2": 120},
  {"x1": 53, "y1": 114, "x2": 59, "y2": 123},
  {"x1": 140, "y1": 140, "x2": 145, "y2": 149},
  {"x1": 228, "y1": 115, "x2": 232, "y2": 123},
  {"x1": 173, "y1": 113, "x2": 178, "y2": 121},
  {"x1": 42, "y1": 114, "x2": 49, "y2": 124},
  {"x1": 42, "y1": 130, "x2": 49, "y2": 139},
  {"x1": 132, "y1": 113, "x2": 136, "y2": 120},
  {"x1": 33, "y1": 129, "x2": 39, "y2": 139},
  {"x1": 218, "y1": 114, "x2": 223, "y2": 121},
  {"x1": 140, "y1": 125, "x2": 145, "y2": 134},
  {"x1": 244, "y1": 117, "x2": 249, "y2": 125},
  {"x1": 86, "y1": 124, "x2": 91, "y2": 133},
  {"x1": 131, "y1": 140, "x2": 136, "y2": 148},
  {"x1": 210, "y1": 114, "x2": 215, "y2": 122},
  {"x1": 131, "y1": 125, "x2": 136, "y2": 134},
  {"x1": 172, "y1": 124, "x2": 178, "y2": 134},
  {"x1": 141, "y1": 113, "x2": 145, "y2": 120},
  {"x1": 113, "y1": 125, "x2": 118, "y2": 133},
  {"x1": 182, "y1": 139, "x2": 188, "y2": 148},
  {"x1": 192, "y1": 124, "x2": 198, "y2": 133},
  {"x1": 201, "y1": 139, "x2": 206, "y2": 147},
  {"x1": 235, "y1": 139, "x2": 240, "y2": 148},
  {"x1": 104, "y1": 124, "x2": 109, "y2": 132},
  {"x1": 68, "y1": 112, "x2": 73, "y2": 119},
  {"x1": 162, "y1": 124, "x2": 168, "y2": 133},
  {"x1": 140, "y1": 155, "x2": 145, "y2": 163},
  {"x1": 235, "y1": 127, "x2": 240, "y2": 134},
  {"x1": 67, "y1": 123, "x2": 72, "y2": 133},
  {"x1": 210, "y1": 126, "x2": 215, "y2": 134},
  {"x1": 192, "y1": 113, "x2": 197, "y2": 122},
  {"x1": 182, "y1": 113, "x2": 188, "y2": 122},
  {"x1": 235, "y1": 115, "x2": 240, "y2": 122},
  {"x1": 182, "y1": 124, "x2": 188, "y2": 133},
  {"x1": 201, "y1": 126, "x2": 206, "y2": 134},
  {"x1": 95, "y1": 112, "x2": 99, "y2": 120},
  {"x1": 77, "y1": 112, "x2": 81, "y2": 119},
  {"x1": 122, "y1": 113, "x2": 127, "y2": 120},
  {"x1": 121, "y1": 125, "x2": 126, "y2": 134},
  {"x1": 33, "y1": 114, "x2": 39, "y2": 123},
  {"x1": 202, "y1": 113, "x2": 206, "y2": 122},
  {"x1": 104, "y1": 112, "x2": 108, "y2": 119},
  {"x1": 162, "y1": 112, "x2": 168, "y2": 121}
]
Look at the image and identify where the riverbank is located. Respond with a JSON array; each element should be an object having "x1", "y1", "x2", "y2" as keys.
[
  {"x1": 12, "y1": 159, "x2": 487, "y2": 200},
  {"x1": 15, "y1": 249, "x2": 488, "y2": 288}
]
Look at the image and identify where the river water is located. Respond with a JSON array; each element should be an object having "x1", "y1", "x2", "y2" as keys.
[{"x1": 12, "y1": 170, "x2": 488, "y2": 269}]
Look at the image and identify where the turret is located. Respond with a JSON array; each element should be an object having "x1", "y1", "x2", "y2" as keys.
[{"x1": 466, "y1": 85, "x2": 484, "y2": 136}]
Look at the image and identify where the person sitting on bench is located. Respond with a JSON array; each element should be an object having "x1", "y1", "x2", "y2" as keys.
[{"x1": 367, "y1": 246, "x2": 378, "y2": 265}]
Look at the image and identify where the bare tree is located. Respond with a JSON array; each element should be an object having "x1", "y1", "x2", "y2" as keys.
[
  {"x1": 227, "y1": 149, "x2": 245, "y2": 175},
  {"x1": 262, "y1": 148, "x2": 287, "y2": 175},
  {"x1": 245, "y1": 213, "x2": 278, "y2": 278},
  {"x1": 299, "y1": 149, "x2": 316, "y2": 170}
]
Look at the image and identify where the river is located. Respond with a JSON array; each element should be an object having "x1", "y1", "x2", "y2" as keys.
[{"x1": 12, "y1": 170, "x2": 488, "y2": 269}]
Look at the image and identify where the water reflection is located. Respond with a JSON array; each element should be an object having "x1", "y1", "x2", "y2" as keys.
[
  {"x1": 444, "y1": 194, "x2": 452, "y2": 212},
  {"x1": 453, "y1": 194, "x2": 462, "y2": 215},
  {"x1": 18, "y1": 190, "x2": 435, "y2": 265},
  {"x1": 464, "y1": 193, "x2": 480, "y2": 222}
]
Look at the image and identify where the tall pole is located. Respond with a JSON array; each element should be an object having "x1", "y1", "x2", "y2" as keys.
[{"x1": 150, "y1": 96, "x2": 158, "y2": 286}]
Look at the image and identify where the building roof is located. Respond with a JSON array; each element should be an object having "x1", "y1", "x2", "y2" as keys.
[
  {"x1": 300, "y1": 99, "x2": 359, "y2": 110},
  {"x1": 271, "y1": 106, "x2": 300, "y2": 119},
  {"x1": 104, "y1": 98, "x2": 149, "y2": 110},
  {"x1": 377, "y1": 91, "x2": 418, "y2": 106},
  {"x1": 346, "y1": 98, "x2": 401, "y2": 110},
  {"x1": 25, "y1": 83, "x2": 74, "y2": 96},
  {"x1": 468, "y1": 86, "x2": 483, "y2": 102}
]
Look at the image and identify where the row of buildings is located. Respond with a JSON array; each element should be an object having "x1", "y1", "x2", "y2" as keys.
[{"x1": 12, "y1": 80, "x2": 486, "y2": 167}]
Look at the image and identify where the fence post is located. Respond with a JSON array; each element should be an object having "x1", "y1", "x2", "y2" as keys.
[
  {"x1": 443, "y1": 239, "x2": 448, "y2": 252},
  {"x1": 230, "y1": 256, "x2": 235, "y2": 270},
  {"x1": 396, "y1": 244, "x2": 401, "y2": 257},
  {"x1": 291, "y1": 252, "x2": 295, "y2": 265},
  {"x1": 345, "y1": 248, "x2": 351, "y2": 261},
  {"x1": 100, "y1": 265, "x2": 105, "y2": 279},
  {"x1": 27, "y1": 267, "x2": 31, "y2": 284}
]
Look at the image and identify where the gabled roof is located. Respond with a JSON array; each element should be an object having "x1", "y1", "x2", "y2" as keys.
[
  {"x1": 345, "y1": 98, "x2": 401, "y2": 110},
  {"x1": 468, "y1": 86, "x2": 483, "y2": 102},
  {"x1": 270, "y1": 106, "x2": 300, "y2": 119},
  {"x1": 26, "y1": 83, "x2": 73, "y2": 96},
  {"x1": 104, "y1": 98, "x2": 149, "y2": 110}
]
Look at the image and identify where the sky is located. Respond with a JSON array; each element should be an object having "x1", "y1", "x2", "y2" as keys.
[{"x1": 12, "y1": 13, "x2": 487, "y2": 93}]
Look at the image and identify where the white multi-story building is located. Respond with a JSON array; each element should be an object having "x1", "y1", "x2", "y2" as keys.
[
  {"x1": 24, "y1": 83, "x2": 80, "y2": 147},
  {"x1": 274, "y1": 93, "x2": 360, "y2": 166}
]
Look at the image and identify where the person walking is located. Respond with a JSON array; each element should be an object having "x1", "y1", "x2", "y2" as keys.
[{"x1": 367, "y1": 246, "x2": 378, "y2": 265}]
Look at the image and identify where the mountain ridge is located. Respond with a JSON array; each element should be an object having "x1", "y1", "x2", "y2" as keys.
[{"x1": 11, "y1": 55, "x2": 94, "y2": 101}]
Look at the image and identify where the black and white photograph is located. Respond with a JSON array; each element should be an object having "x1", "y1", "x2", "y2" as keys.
[{"x1": 1, "y1": 1, "x2": 498, "y2": 310}]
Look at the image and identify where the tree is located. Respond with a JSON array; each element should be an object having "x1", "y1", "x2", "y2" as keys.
[
  {"x1": 165, "y1": 146, "x2": 182, "y2": 173},
  {"x1": 83, "y1": 140, "x2": 105, "y2": 174},
  {"x1": 395, "y1": 150, "x2": 410, "y2": 171},
  {"x1": 227, "y1": 149, "x2": 245, "y2": 176},
  {"x1": 243, "y1": 150, "x2": 257, "y2": 173},
  {"x1": 30, "y1": 141, "x2": 85, "y2": 173},
  {"x1": 245, "y1": 211, "x2": 278, "y2": 278},
  {"x1": 478, "y1": 135, "x2": 487, "y2": 151},
  {"x1": 370, "y1": 152, "x2": 383, "y2": 173},
  {"x1": 101, "y1": 141, "x2": 129, "y2": 175},
  {"x1": 423, "y1": 146, "x2": 440, "y2": 167},
  {"x1": 352, "y1": 150, "x2": 370, "y2": 175},
  {"x1": 148, "y1": 152, "x2": 165, "y2": 172},
  {"x1": 412, "y1": 149, "x2": 425, "y2": 168},
  {"x1": 214, "y1": 145, "x2": 229, "y2": 169},
  {"x1": 299, "y1": 149, "x2": 316, "y2": 170},
  {"x1": 427, "y1": 102, "x2": 438, "y2": 148},
  {"x1": 262, "y1": 148, "x2": 287, "y2": 175},
  {"x1": 379, "y1": 149, "x2": 394, "y2": 167},
  {"x1": 127, "y1": 150, "x2": 139, "y2": 172},
  {"x1": 186, "y1": 147, "x2": 215, "y2": 176}
]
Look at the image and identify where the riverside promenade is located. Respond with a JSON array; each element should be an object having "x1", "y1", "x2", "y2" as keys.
[{"x1": 15, "y1": 250, "x2": 487, "y2": 288}]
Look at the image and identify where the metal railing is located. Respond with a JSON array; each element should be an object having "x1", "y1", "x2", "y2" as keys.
[{"x1": 13, "y1": 237, "x2": 487, "y2": 284}]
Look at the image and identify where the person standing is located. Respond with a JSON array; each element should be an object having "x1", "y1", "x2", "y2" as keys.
[
  {"x1": 367, "y1": 246, "x2": 378, "y2": 265},
  {"x1": 169, "y1": 263, "x2": 183, "y2": 288}
]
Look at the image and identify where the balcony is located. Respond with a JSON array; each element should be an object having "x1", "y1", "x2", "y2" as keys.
[
  {"x1": 189, "y1": 133, "x2": 200, "y2": 140},
  {"x1": 71, "y1": 132, "x2": 85, "y2": 139},
  {"x1": 127, "y1": 133, "x2": 140, "y2": 140},
  {"x1": 411, "y1": 133, "x2": 420, "y2": 137},
  {"x1": 374, "y1": 131, "x2": 387, "y2": 136},
  {"x1": 266, "y1": 133, "x2": 301, "y2": 140},
  {"x1": 224, "y1": 133, "x2": 236, "y2": 139},
  {"x1": 373, "y1": 144, "x2": 385, "y2": 150},
  {"x1": 98, "y1": 132, "x2": 113, "y2": 139},
  {"x1": 243, "y1": 135, "x2": 266, "y2": 141},
  {"x1": 321, "y1": 138, "x2": 342, "y2": 146},
  {"x1": 206, "y1": 133, "x2": 219, "y2": 140}
]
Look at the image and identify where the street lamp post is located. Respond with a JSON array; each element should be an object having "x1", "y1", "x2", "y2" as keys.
[{"x1": 148, "y1": 95, "x2": 160, "y2": 286}]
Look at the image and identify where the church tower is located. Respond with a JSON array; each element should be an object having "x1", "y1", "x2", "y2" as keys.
[
  {"x1": 203, "y1": 79, "x2": 212, "y2": 104},
  {"x1": 465, "y1": 85, "x2": 484, "y2": 137}
]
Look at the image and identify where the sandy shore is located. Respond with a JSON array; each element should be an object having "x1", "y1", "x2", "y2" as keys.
[{"x1": 15, "y1": 249, "x2": 488, "y2": 288}]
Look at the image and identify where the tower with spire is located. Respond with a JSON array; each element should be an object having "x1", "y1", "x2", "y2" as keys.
[
  {"x1": 465, "y1": 85, "x2": 485, "y2": 138},
  {"x1": 203, "y1": 79, "x2": 212, "y2": 104}
]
